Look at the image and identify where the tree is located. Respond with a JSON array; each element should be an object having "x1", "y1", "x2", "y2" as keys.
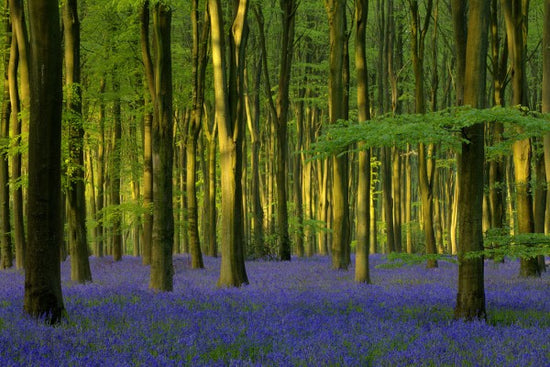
[
  {"x1": 63, "y1": 0, "x2": 92, "y2": 283},
  {"x1": 140, "y1": 0, "x2": 175, "y2": 291},
  {"x1": 502, "y1": 0, "x2": 540, "y2": 277},
  {"x1": 25, "y1": 0, "x2": 65, "y2": 324},
  {"x1": 209, "y1": 0, "x2": 249, "y2": 287},
  {"x1": 354, "y1": 0, "x2": 371, "y2": 283},
  {"x1": 8, "y1": 0, "x2": 28, "y2": 270},
  {"x1": 0, "y1": 2, "x2": 12, "y2": 270},
  {"x1": 187, "y1": 0, "x2": 208, "y2": 269},
  {"x1": 325, "y1": 0, "x2": 351, "y2": 270},
  {"x1": 454, "y1": 0, "x2": 489, "y2": 321},
  {"x1": 543, "y1": 0, "x2": 550, "y2": 273}
]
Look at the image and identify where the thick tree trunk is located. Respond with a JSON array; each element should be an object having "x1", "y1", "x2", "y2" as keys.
[
  {"x1": 209, "y1": 0, "x2": 249, "y2": 287},
  {"x1": 454, "y1": 0, "x2": 489, "y2": 321},
  {"x1": 25, "y1": 0, "x2": 65, "y2": 324},
  {"x1": 325, "y1": 0, "x2": 350, "y2": 270},
  {"x1": 64, "y1": 0, "x2": 92, "y2": 283},
  {"x1": 149, "y1": 3, "x2": 174, "y2": 291},
  {"x1": 111, "y1": 82, "x2": 122, "y2": 261}
]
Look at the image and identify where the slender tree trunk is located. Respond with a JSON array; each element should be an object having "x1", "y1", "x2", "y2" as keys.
[
  {"x1": 63, "y1": 0, "x2": 92, "y2": 283},
  {"x1": 25, "y1": 0, "x2": 65, "y2": 324},
  {"x1": 111, "y1": 79, "x2": 122, "y2": 261},
  {"x1": 187, "y1": 0, "x2": 208, "y2": 269},
  {"x1": 140, "y1": 2, "x2": 154, "y2": 265},
  {"x1": 0, "y1": 9, "x2": 12, "y2": 270},
  {"x1": 203, "y1": 105, "x2": 218, "y2": 257},
  {"x1": 9, "y1": 0, "x2": 28, "y2": 269},
  {"x1": 95, "y1": 77, "x2": 106, "y2": 258},
  {"x1": 454, "y1": 0, "x2": 489, "y2": 321},
  {"x1": 355, "y1": 0, "x2": 371, "y2": 283},
  {"x1": 542, "y1": 0, "x2": 550, "y2": 272}
]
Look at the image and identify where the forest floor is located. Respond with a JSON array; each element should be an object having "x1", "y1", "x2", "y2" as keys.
[{"x1": 0, "y1": 253, "x2": 549, "y2": 366}]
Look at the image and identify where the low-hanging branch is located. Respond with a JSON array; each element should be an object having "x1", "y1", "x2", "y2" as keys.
[{"x1": 309, "y1": 106, "x2": 550, "y2": 160}]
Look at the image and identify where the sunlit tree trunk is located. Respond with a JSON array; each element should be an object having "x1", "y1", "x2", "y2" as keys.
[
  {"x1": 209, "y1": 0, "x2": 249, "y2": 287},
  {"x1": 502, "y1": 0, "x2": 540, "y2": 277},
  {"x1": 63, "y1": 0, "x2": 92, "y2": 283},
  {"x1": 203, "y1": 104, "x2": 218, "y2": 257},
  {"x1": 25, "y1": 0, "x2": 65, "y2": 324},
  {"x1": 0, "y1": 8, "x2": 13, "y2": 270},
  {"x1": 454, "y1": 0, "x2": 489, "y2": 321},
  {"x1": 111, "y1": 78, "x2": 122, "y2": 261},
  {"x1": 95, "y1": 77, "x2": 106, "y2": 258},
  {"x1": 9, "y1": 0, "x2": 28, "y2": 269}
]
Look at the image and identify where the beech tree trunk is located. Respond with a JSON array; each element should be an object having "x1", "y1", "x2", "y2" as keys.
[
  {"x1": 63, "y1": 0, "x2": 92, "y2": 283},
  {"x1": 325, "y1": 0, "x2": 351, "y2": 270},
  {"x1": 355, "y1": 0, "x2": 371, "y2": 283},
  {"x1": 25, "y1": 0, "x2": 65, "y2": 324},
  {"x1": 209, "y1": 0, "x2": 249, "y2": 287},
  {"x1": 454, "y1": 0, "x2": 489, "y2": 321}
]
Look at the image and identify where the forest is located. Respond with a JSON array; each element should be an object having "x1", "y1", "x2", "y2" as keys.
[{"x1": 0, "y1": 0, "x2": 549, "y2": 365}]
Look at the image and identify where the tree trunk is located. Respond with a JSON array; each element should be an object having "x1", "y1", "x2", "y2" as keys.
[
  {"x1": 187, "y1": 0, "x2": 208, "y2": 269},
  {"x1": 325, "y1": 0, "x2": 350, "y2": 270},
  {"x1": 209, "y1": 0, "x2": 249, "y2": 287},
  {"x1": 453, "y1": 0, "x2": 489, "y2": 321},
  {"x1": 25, "y1": 0, "x2": 65, "y2": 324},
  {"x1": 502, "y1": 0, "x2": 540, "y2": 277},
  {"x1": 149, "y1": 3, "x2": 174, "y2": 291},
  {"x1": 543, "y1": 0, "x2": 550, "y2": 272},
  {"x1": 355, "y1": 0, "x2": 371, "y2": 283},
  {"x1": 63, "y1": 0, "x2": 92, "y2": 283},
  {"x1": 203, "y1": 105, "x2": 218, "y2": 257},
  {"x1": 9, "y1": 0, "x2": 28, "y2": 270},
  {"x1": 95, "y1": 77, "x2": 106, "y2": 258},
  {"x1": 0, "y1": 10, "x2": 12, "y2": 270},
  {"x1": 111, "y1": 80, "x2": 122, "y2": 261}
]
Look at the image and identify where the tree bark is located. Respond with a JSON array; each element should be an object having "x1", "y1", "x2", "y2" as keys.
[
  {"x1": 0, "y1": 7, "x2": 13, "y2": 270},
  {"x1": 454, "y1": 0, "x2": 489, "y2": 321},
  {"x1": 355, "y1": 0, "x2": 371, "y2": 283},
  {"x1": 502, "y1": 0, "x2": 540, "y2": 277},
  {"x1": 149, "y1": 2, "x2": 174, "y2": 291},
  {"x1": 542, "y1": 0, "x2": 550, "y2": 272},
  {"x1": 325, "y1": 0, "x2": 351, "y2": 270},
  {"x1": 209, "y1": 0, "x2": 249, "y2": 287},
  {"x1": 25, "y1": 0, "x2": 65, "y2": 324},
  {"x1": 63, "y1": 0, "x2": 92, "y2": 283}
]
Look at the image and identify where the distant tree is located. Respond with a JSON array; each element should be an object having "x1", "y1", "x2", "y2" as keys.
[
  {"x1": 454, "y1": 0, "x2": 489, "y2": 321},
  {"x1": 63, "y1": 0, "x2": 92, "y2": 283},
  {"x1": 25, "y1": 0, "x2": 65, "y2": 324},
  {"x1": 354, "y1": 0, "x2": 371, "y2": 283}
]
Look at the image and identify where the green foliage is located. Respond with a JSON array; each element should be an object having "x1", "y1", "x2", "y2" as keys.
[
  {"x1": 310, "y1": 106, "x2": 550, "y2": 160},
  {"x1": 375, "y1": 252, "x2": 457, "y2": 269},
  {"x1": 463, "y1": 231, "x2": 550, "y2": 262}
]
